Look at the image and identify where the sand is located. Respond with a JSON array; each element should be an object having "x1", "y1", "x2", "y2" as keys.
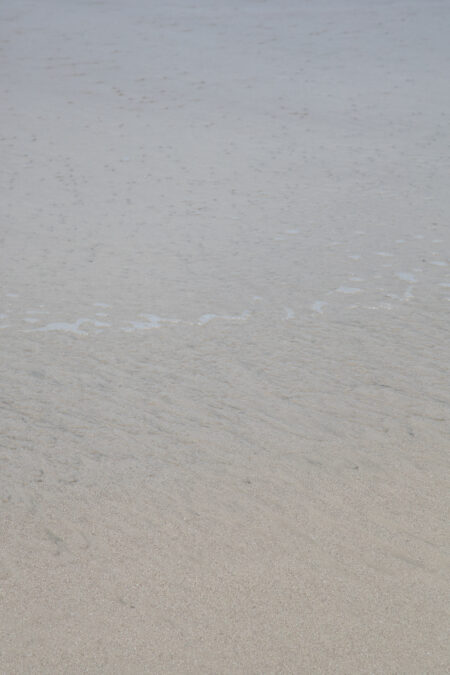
[{"x1": 1, "y1": 0, "x2": 449, "y2": 672}]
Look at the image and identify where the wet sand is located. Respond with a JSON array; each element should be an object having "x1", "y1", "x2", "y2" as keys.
[{"x1": 1, "y1": 0, "x2": 450, "y2": 672}]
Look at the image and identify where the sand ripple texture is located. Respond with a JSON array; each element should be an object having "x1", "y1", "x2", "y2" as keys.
[{"x1": 1, "y1": 0, "x2": 450, "y2": 673}]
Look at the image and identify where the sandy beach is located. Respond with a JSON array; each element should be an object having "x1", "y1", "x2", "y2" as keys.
[{"x1": 1, "y1": 0, "x2": 450, "y2": 672}]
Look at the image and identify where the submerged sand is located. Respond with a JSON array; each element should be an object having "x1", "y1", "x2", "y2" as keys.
[{"x1": 1, "y1": 0, "x2": 449, "y2": 672}]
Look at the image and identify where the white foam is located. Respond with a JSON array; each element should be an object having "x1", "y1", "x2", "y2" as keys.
[
  {"x1": 33, "y1": 318, "x2": 110, "y2": 335},
  {"x1": 285, "y1": 229, "x2": 299, "y2": 235},
  {"x1": 375, "y1": 252, "x2": 393, "y2": 257},
  {"x1": 348, "y1": 254, "x2": 361, "y2": 260},
  {"x1": 123, "y1": 314, "x2": 179, "y2": 331},
  {"x1": 123, "y1": 321, "x2": 158, "y2": 331},
  {"x1": 430, "y1": 261, "x2": 447, "y2": 266},
  {"x1": 284, "y1": 307, "x2": 294, "y2": 320},
  {"x1": 232, "y1": 310, "x2": 250, "y2": 321},
  {"x1": 34, "y1": 319, "x2": 89, "y2": 335},
  {"x1": 198, "y1": 310, "x2": 250, "y2": 326},
  {"x1": 23, "y1": 317, "x2": 39, "y2": 323},
  {"x1": 439, "y1": 282, "x2": 450, "y2": 288},
  {"x1": 93, "y1": 302, "x2": 111, "y2": 308}
]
